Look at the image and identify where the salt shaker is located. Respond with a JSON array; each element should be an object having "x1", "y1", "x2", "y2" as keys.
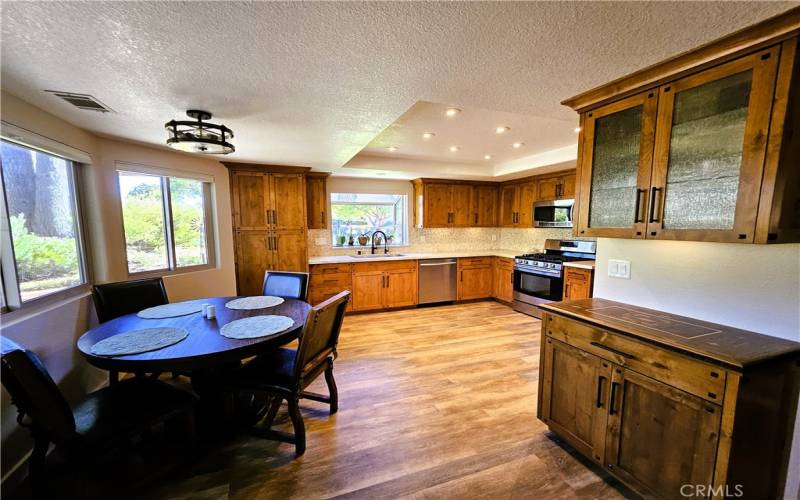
[
  {"x1": 206, "y1": 304, "x2": 216, "y2": 319},
  {"x1": 201, "y1": 303, "x2": 211, "y2": 316}
]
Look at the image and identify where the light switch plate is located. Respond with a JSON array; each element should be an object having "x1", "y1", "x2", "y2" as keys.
[{"x1": 608, "y1": 259, "x2": 631, "y2": 279}]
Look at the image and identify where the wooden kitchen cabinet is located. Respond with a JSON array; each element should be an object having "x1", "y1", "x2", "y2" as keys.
[
  {"x1": 457, "y1": 257, "x2": 493, "y2": 300},
  {"x1": 565, "y1": 12, "x2": 800, "y2": 244},
  {"x1": 492, "y1": 257, "x2": 514, "y2": 303},
  {"x1": 563, "y1": 266, "x2": 593, "y2": 301},
  {"x1": 540, "y1": 338, "x2": 612, "y2": 461},
  {"x1": 235, "y1": 229, "x2": 308, "y2": 296},
  {"x1": 226, "y1": 163, "x2": 310, "y2": 295},
  {"x1": 309, "y1": 263, "x2": 353, "y2": 311},
  {"x1": 412, "y1": 180, "x2": 476, "y2": 228},
  {"x1": 472, "y1": 184, "x2": 498, "y2": 227},
  {"x1": 538, "y1": 298, "x2": 800, "y2": 499},
  {"x1": 604, "y1": 367, "x2": 722, "y2": 497},
  {"x1": 306, "y1": 172, "x2": 329, "y2": 229},
  {"x1": 351, "y1": 261, "x2": 418, "y2": 311},
  {"x1": 538, "y1": 174, "x2": 576, "y2": 202},
  {"x1": 498, "y1": 181, "x2": 536, "y2": 227}
]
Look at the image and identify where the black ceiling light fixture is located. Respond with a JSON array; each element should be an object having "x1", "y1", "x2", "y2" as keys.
[{"x1": 165, "y1": 110, "x2": 234, "y2": 154}]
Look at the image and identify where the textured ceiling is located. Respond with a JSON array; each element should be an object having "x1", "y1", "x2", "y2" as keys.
[{"x1": 1, "y1": 1, "x2": 796, "y2": 178}]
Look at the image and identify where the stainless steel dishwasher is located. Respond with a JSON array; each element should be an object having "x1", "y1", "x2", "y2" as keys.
[{"x1": 418, "y1": 258, "x2": 457, "y2": 304}]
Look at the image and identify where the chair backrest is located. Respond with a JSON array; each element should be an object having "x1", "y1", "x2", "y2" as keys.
[
  {"x1": 0, "y1": 337, "x2": 76, "y2": 442},
  {"x1": 294, "y1": 291, "x2": 349, "y2": 380},
  {"x1": 263, "y1": 271, "x2": 309, "y2": 301},
  {"x1": 92, "y1": 277, "x2": 169, "y2": 323}
]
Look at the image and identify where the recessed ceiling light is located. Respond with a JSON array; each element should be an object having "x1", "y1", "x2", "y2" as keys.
[
  {"x1": 387, "y1": 146, "x2": 398, "y2": 152},
  {"x1": 574, "y1": 126, "x2": 582, "y2": 133},
  {"x1": 445, "y1": 107, "x2": 461, "y2": 117},
  {"x1": 484, "y1": 155, "x2": 493, "y2": 160},
  {"x1": 449, "y1": 146, "x2": 459, "y2": 152},
  {"x1": 422, "y1": 132, "x2": 435, "y2": 139},
  {"x1": 495, "y1": 126, "x2": 510, "y2": 134},
  {"x1": 376, "y1": 172, "x2": 387, "y2": 176},
  {"x1": 512, "y1": 142, "x2": 524, "y2": 149}
]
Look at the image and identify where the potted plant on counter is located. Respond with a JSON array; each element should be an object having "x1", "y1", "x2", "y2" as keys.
[{"x1": 358, "y1": 233, "x2": 370, "y2": 246}]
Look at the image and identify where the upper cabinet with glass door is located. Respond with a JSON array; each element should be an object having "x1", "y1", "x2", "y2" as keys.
[{"x1": 565, "y1": 8, "x2": 800, "y2": 244}]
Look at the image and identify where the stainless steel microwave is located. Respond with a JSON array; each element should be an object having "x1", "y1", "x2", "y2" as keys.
[{"x1": 533, "y1": 199, "x2": 574, "y2": 228}]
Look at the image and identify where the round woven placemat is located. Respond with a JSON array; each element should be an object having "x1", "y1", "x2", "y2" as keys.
[
  {"x1": 219, "y1": 315, "x2": 294, "y2": 339},
  {"x1": 90, "y1": 327, "x2": 189, "y2": 356},
  {"x1": 225, "y1": 296, "x2": 284, "y2": 310}
]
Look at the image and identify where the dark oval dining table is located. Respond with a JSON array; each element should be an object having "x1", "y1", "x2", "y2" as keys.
[{"x1": 77, "y1": 296, "x2": 311, "y2": 373}]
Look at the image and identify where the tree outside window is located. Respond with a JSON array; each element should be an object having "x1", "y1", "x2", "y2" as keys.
[{"x1": 330, "y1": 193, "x2": 407, "y2": 247}]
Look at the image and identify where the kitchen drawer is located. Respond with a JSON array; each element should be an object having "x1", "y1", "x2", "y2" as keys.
[
  {"x1": 310, "y1": 272, "x2": 351, "y2": 287},
  {"x1": 565, "y1": 268, "x2": 590, "y2": 282},
  {"x1": 353, "y1": 260, "x2": 417, "y2": 273},
  {"x1": 310, "y1": 263, "x2": 352, "y2": 275},
  {"x1": 544, "y1": 313, "x2": 726, "y2": 404},
  {"x1": 458, "y1": 256, "x2": 493, "y2": 268},
  {"x1": 309, "y1": 284, "x2": 353, "y2": 310},
  {"x1": 495, "y1": 257, "x2": 515, "y2": 270}
]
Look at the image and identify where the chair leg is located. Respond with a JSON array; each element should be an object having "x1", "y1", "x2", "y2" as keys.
[
  {"x1": 324, "y1": 363, "x2": 338, "y2": 414},
  {"x1": 29, "y1": 435, "x2": 49, "y2": 499},
  {"x1": 287, "y1": 397, "x2": 306, "y2": 456}
]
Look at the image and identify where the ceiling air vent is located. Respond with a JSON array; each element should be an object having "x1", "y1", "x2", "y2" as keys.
[{"x1": 44, "y1": 90, "x2": 114, "y2": 113}]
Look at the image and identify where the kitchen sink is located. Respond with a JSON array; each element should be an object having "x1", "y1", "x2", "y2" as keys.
[{"x1": 349, "y1": 253, "x2": 407, "y2": 259}]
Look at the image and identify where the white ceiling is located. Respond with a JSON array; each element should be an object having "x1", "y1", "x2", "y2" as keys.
[{"x1": 1, "y1": 2, "x2": 795, "y2": 179}]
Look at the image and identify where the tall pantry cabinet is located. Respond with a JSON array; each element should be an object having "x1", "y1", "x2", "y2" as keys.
[{"x1": 223, "y1": 162, "x2": 310, "y2": 295}]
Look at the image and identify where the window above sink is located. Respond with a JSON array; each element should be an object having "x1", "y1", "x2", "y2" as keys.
[{"x1": 330, "y1": 193, "x2": 408, "y2": 248}]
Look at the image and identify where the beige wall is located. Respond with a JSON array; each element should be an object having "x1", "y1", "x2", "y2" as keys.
[
  {"x1": 594, "y1": 238, "x2": 800, "y2": 498},
  {"x1": 0, "y1": 91, "x2": 236, "y2": 484}
]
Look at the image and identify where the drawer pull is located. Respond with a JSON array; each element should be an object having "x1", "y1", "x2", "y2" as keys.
[
  {"x1": 590, "y1": 342, "x2": 635, "y2": 360},
  {"x1": 596, "y1": 376, "x2": 606, "y2": 408},
  {"x1": 609, "y1": 381, "x2": 620, "y2": 415}
]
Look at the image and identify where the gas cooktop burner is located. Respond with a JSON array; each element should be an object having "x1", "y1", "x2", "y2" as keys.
[{"x1": 515, "y1": 253, "x2": 580, "y2": 263}]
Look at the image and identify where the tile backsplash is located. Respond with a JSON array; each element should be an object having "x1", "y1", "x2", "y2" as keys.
[{"x1": 308, "y1": 227, "x2": 577, "y2": 257}]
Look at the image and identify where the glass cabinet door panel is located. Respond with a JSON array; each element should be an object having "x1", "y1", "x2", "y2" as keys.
[
  {"x1": 662, "y1": 71, "x2": 752, "y2": 230},
  {"x1": 588, "y1": 105, "x2": 643, "y2": 228}
]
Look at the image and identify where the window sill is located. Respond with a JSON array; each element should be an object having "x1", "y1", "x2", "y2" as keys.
[
  {"x1": 0, "y1": 283, "x2": 92, "y2": 327},
  {"x1": 127, "y1": 263, "x2": 216, "y2": 279}
]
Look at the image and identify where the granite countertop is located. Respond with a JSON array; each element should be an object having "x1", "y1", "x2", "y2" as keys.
[
  {"x1": 563, "y1": 260, "x2": 596, "y2": 270},
  {"x1": 309, "y1": 249, "x2": 521, "y2": 265}
]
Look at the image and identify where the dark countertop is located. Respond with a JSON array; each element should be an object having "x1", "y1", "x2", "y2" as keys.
[{"x1": 540, "y1": 298, "x2": 800, "y2": 369}]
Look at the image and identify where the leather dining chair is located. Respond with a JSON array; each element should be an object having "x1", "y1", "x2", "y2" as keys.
[
  {"x1": 92, "y1": 277, "x2": 169, "y2": 324},
  {"x1": 0, "y1": 337, "x2": 197, "y2": 499},
  {"x1": 262, "y1": 271, "x2": 309, "y2": 301},
  {"x1": 227, "y1": 291, "x2": 349, "y2": 456}
]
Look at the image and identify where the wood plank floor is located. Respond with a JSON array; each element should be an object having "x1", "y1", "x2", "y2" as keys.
[{"x1": 140, "y1": 302, "x2": 636, "y2": 500}]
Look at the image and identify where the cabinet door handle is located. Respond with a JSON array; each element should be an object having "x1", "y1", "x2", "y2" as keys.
[
  {"x1": 321, "y1": 211, "x2": 325, "y2": 224},
  {"x1": 564, "y1": 283, "x2": 570, "y2": 299},
  {"x1": 266, "y1": 235, "x2": 272, "y2": 251},
  {"x1": 272, "y1": 209, "x2": 278, "y2": 225},
  {"x1": 273, "y1": 236, "x2": 278, "y2": 250},
  {"x1": 266, "y1": 210, "x2": 271, "y2": 225},
  {"x1": 596, "y1": 376, "x2": 606, "y2": 408},
  {"x1": 634, "y1": 188, "x2": 646, "y2": 223},
  {"x1": 648, "y1": 187, "x2": 662, "y2": 223},
  {"x1": 590, "y1": 341, "x2": 635, "y2": 360},
  {"x1": 460, "y1": 270, "x2": 463, "y2": 282},
  {"x1": 609, "y1": 381, "x2": 620, "y2": 415},
  {"x1": 474, "y1": 213, "x2": 478, "y2": 224},
  {"x1": 386, "y1": 275, "x2": 390, "y2": 288}
]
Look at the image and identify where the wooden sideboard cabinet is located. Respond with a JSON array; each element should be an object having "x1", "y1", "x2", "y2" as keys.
[
  {"x1": 538, "y1": 298, "x2": 800, "y2": 499},
  {"x1": 564, "y1": 9, "x2": 800, "y2": 244}
]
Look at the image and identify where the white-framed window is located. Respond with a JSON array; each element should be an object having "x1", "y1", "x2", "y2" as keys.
[
  {"x1": 0, "y1": 139, "x2": 88, "y2": 309},
  {"x1": 118, "y1": 170, "x2": 215, "y2": 275},
  {"x1": 330, "y1": 193, "x2": 407, "y2": 247}
]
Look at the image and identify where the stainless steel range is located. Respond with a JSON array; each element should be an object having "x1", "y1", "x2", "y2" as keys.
[{"x1": 512, "y1": 239, "x2": 596, "y2": 318}]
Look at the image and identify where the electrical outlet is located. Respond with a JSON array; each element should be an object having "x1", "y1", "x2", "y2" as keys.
[
  {"x1": 491, "y1": 234, "x2": 497, "y2": 241},
  {"x1": 608, "y1": 259, "x2": 631, "y2": 279},
  {"x1": 419, "y1": 235, "x2": 426, "y2": 243},
  {"x1": 315, "y1": 237, "x2": 327, "y2": 246}
]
